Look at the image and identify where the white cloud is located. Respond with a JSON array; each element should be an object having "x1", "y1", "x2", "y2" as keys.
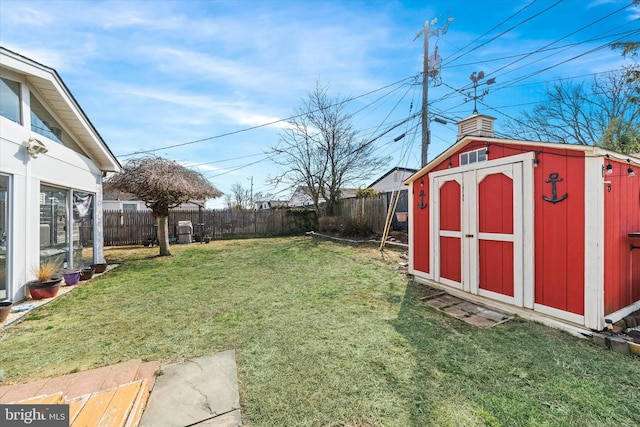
[{"x1": 3, "y1": 6, "x2": 53, "y2": 26}]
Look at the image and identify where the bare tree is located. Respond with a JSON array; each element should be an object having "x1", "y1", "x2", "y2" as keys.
[
  {"x1": 224, "y1": 182, "x2": 251, "y2": 210},
  {"x1": 269, "y1": 83, "x2": 389, "y2": 216},
  {"x1": 504, "y1": 70, "x2": 639, "y2": 154},
  {"x1": 104, "y1": 157, "x2": 221, "y2": 256}
]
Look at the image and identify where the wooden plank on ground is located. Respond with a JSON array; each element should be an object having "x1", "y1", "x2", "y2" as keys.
[
  {"x1": 97, "y1": 381, "x2": 142, "y2": 427},
  {"x1": 71, "y1": 388, "x2": 116, "y2": 427},
  {"x1": 16, "y1": 392, "x2": 64, "y2": 405}
]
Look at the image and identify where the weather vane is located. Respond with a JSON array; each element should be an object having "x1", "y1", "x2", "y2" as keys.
[{"x1": 464, "y1": 71, "x2": 496, "y2": 114}]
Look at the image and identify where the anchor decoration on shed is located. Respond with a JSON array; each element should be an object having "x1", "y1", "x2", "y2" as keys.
[
  {"x1": 542, "y1": 172, "x2": 568, "y2": 204},
  {"x1": 417, "y1": 178, "x2": 427, "y2": 209}
]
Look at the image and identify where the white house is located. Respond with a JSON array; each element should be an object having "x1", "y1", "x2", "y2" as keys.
[
  {"x1": 288, "y1": 186, "x2": 358, "y2": 207},
  {"x1": 102, "y1": 193, "x2": 205, "y2": 212},
  {"x1": 0, "y1": 47, "x2": 121, "y2": 302},
  {"x1": 369, "y1": 167, "x2": 417, "y2": 193}
]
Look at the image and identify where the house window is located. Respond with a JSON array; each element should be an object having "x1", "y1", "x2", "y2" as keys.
[
  {"x1": 0, "y1": 174, "x2": 9, "y2": 299},
  {"x1": 73, "y1": 191, "x2": 94, "y2": 268},
  {"x1": 30, "y1": 94, "x2": 68, "y2": 144},
  {"x1": 122, "y1": 204, "x2": 137, "y2": 212},
  {"x1": 0, "y1": 77, "x2": 21, "y2": 124},
  {"x1": 460, "y1": 148, "x2": 488, "y2": 166},
  {"x1": 40, "y1": 184, "x2": 69, "y2": 267}
]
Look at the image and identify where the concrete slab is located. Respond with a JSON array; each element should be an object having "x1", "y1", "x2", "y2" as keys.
[{"x1": 139, "y1": 350, "x2": 241, "y2": 427}]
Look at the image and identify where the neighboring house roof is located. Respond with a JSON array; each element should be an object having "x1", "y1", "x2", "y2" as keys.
[
  {"x1": 1, "y1": 46, "x2": 121, "y2": 172},
  {"x1": 340, "y1": 188, "x2": 358, "y2": 199},
  {"x1": 369, "y1": 167, "x2": 418, "y2": 192},
  {"x1": 288, "y1": 186, "x2": 359, "y2": 205}
]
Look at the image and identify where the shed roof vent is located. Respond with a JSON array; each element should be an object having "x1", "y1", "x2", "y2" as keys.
[{"x1": 457, "y1": 114, "x2": 496, "y2": 140}]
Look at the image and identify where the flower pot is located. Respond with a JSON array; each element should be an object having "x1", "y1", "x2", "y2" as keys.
[
  {"x1": 396, "y1": 212, "x2": 408, "y2": 222},
  {"x1": 80, "y1": 268, "x2": 95, "y2": 281},
  {"x1": 0, "y1": 301, "x2": 13, "y2": 323},
  {"x1": 28, "y1": 277, "x2": 62, "y2": 300},
  {"x1": 91, "y1": 263, "x2": 108, "y2": 274},
  {"x1": 63, "y1": 270, "x2": 81, "y2": 286}
]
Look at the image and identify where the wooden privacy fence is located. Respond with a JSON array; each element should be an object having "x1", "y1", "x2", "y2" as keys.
[
  {"x1": 336, "y1": 190, "x2": 408, "y2": 234},
  {"x1": 103, "y1": 209, "x2": 317, "y2": 246}
]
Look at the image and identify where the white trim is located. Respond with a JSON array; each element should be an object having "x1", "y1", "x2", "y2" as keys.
[
  {"x1": 604, "y1": 300, "x2": 640, "y2": 324},
  {"x1": 408, "y1": 185, "x2": 415, "y2": 274},
  {"x1": 465, "y1": 169, "x2": 477, "y2": 294},
  {"x1": 440, "y1": 277, "x2": 463, "y2": 290},
  {"x1": 534, "y1": 303, "x2": 585, "y2": 325},
  {"x1": 584, "y1": 156, "x2": 605, "y2": 330},
  {"x1": 512, "y1": 163, "x2": 524, "y2": 307},
  {"x1": 478, "y1": 288, "x2": 515, "y2": 305},
  {"x1": 439, "y1": 230, "x2": 461, "y2": 238},
  {"x1": 522, "y1": 156, "x2": 535, "y2": 309},
  {"x1": 477, "y1": 232, "x2": 514, "y2": 242}
]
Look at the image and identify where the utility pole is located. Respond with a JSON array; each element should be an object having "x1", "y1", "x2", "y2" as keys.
[
  {"x1": 421, "y1": 20, "x2": 430, "y2": 168},
  {"x1": 417, "y1": 17, "x2": 453, "y2": 167}
]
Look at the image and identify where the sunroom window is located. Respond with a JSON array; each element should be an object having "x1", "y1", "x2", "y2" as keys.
[
  {"x1": 30, "y1": 94, "x2": 67, "y2": 144},
  {"x1": 0, "y1": 77, "x2": 21, "y2": 124}
]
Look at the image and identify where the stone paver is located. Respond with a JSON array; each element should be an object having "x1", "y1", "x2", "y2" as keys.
[
  {"x1": 458, "y1": 301, "x2": 481, "y2": 313},
  {"x1": 443, "y1": 306, "x2": 469, "y2": 319},
  {"x1": 424, "y1": 298, "x2": 449, "y2": 309},
  {"x1": 477, "y1": 308, "x2": 508, "y2": 322},
  {"x1": 464, "y1": 314, "x2": 497, "y2": 328},
  {"x1": 439, "y1": 295, "x2": 464, "y2": 305}
]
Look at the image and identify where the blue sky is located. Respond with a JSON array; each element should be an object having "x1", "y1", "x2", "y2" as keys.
[{"x1": 1, "y1": 0, "x2": 638, "y2": 207}]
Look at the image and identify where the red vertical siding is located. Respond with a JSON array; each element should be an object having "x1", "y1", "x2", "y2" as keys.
[
  {"x1": 478, "y1": 173, "x2": 514, "y2": 296},
  {"x1": 533, "y1": 149, "x2": 585, "y2": 315},
  {"x1": 479, "y1": 240, "x2": 514, "y2": 296},
  {"x1": 441, "y1": 237, "x2": 462, "y2": 282},
  {"x1": 479, "y1": 173, "x2": 514, "y2": 234},
  {"x1": 412, "y1": 176, "x2": 430, "y2": 274},
  {"x1": 440, "y1": 181, "x2": 462, "y2": 283},
  {"x1": 440, "y1": 181, "x2": 461, "y2": 231},
  {"x1": 604, "y1": 160, "x2": 640, "y2": 314}
]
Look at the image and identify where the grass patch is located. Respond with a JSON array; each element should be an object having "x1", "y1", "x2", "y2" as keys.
[{"x1": 1, "y1": 237, "x2": 638, "y2": 426}]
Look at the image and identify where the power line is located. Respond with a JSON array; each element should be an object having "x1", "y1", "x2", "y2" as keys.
[
  {"x1": 118, "y1": 74, "x2": 418, "y2": 158},
  {"x1": 441, "y1": 0, "x2": 564, "y2": 68}
]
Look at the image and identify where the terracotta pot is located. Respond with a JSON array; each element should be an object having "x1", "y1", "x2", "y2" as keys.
[
  {"x1": 91, "y1": 263, "x2": 108, "y2": 274},
  {"x1": 63, "y1": 271, "x2": 81, "y2": 286},
  {"x1": 0, "y1": 301, "x2": 13, "y2": 323},
  {"x1": 396, "y1": 212, "x2": 408, "y2": 222},
  {"x1": 28, "y1": 277, "x2": 62, "y2": 300},
  {"x1": 80, "y1": 268, "x2": 95, "y2": 281}
]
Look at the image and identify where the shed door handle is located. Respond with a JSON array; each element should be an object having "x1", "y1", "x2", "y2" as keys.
[{"x1": 465, "y1": 234, "x2": 474, "y2": 238}]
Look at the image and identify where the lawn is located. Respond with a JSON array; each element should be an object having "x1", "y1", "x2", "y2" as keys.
[{"x1": 1, "y1": 237, "x2": 639, "y2": 426}]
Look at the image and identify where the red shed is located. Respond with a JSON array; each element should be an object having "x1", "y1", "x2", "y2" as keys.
[{"x1": 406, "y1": 114, "x2": 640, "y2": 332}]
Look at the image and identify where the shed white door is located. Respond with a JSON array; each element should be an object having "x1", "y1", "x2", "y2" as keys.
[{"x1": 433, "y1": 160, "x2": 528, "y2": 307}]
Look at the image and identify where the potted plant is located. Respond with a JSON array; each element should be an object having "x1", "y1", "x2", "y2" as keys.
[
  {"x1": 79, "y1": 267, "x2": 95, "y2": 281},
  {"x1": 62, "y1": 268, "x2": 81, "y2": 286},
  {"x1": 90, "y1": 263, "x2": 108, "y2": 274},
  {"x1": 0, "y1": 300, "x2": 13, "y2": 323},
  {"x1": 27, "y1": 260, "x2": 63, "y2": 300},
  {"x1": 396, "y1": 212, "x2": 408, "y2": 222}
]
